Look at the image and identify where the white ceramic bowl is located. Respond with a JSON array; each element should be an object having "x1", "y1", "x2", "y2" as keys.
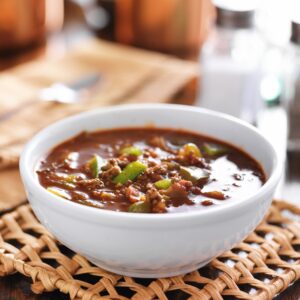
[{"x1": 20, "y1": 104, "x2": 282, "y2": 278}]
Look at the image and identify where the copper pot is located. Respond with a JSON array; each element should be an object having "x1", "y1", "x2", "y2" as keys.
[
  {"x1": 114, "y1": 0, "x2": 214, "y2": 58},
  {"x1": 0, "y1": 0, "x2": 64, "y2": 53}
]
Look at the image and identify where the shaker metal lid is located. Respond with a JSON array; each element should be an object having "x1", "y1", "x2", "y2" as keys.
[{"x1": 214, "y1": 0, "x2": 257, "y2": 29}]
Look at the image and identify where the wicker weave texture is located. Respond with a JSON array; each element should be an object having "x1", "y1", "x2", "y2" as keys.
[{"x1": 0, "y1": 201, "x2": 300, "y2": 300}]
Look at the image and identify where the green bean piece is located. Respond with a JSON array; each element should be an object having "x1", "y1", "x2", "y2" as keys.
[
  {"x1": 179, "y1": 143, "x2": 202, "y2": 158},
  {"x1": 120, "y1": 146, "x2": 142, "y2": 156},
  {"x1": 88, "y1": 154, "x2": 105, "y2": 178},
  {"x1": 47, "y1": 187, "x2": 71, "y2": 199},
  {"x1": 180, "y1": 166, "x2": 209, "y2": 183},
  {"x1": 154, "y1": 179, "x2": 172, "y2": 189},
  {"x1": 128, "y1": 201, "x2": 151, "y2": 213},
  {"x1": 113, "y1": 161, "x2": 147, "y2": 184}
]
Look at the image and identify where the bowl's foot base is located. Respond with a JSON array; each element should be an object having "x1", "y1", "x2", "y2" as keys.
[{"x1": 87, "y1": 257, "x2": 213, "y2": 278}]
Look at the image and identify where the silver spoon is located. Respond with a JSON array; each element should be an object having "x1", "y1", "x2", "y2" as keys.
[
  {"x1": 39, "y1": 73, "x2": 100, "y2": 104},
  {"x1": 0, "y1": 73, "x2": 101, "y2": 122}
]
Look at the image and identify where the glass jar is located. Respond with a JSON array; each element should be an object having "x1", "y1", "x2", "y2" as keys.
[
  {"x1": 196, "y1": 1, "x2": 265, "y2": 123},
  {"x1": 284, "y1": 20, "x2": 300, "y2": 152}
]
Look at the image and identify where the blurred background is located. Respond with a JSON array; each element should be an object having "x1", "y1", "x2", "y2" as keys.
[{"x1": 0, "y1": 0, "x2": 299, "y2": 203}]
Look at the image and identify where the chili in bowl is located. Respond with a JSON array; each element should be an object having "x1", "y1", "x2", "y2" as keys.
[
  {"x1": 20, "y1": 104, "x2": 281, "y2": 278},
  {"x1": 36, "y1": 128, "x2": 266, "y2": 214}
]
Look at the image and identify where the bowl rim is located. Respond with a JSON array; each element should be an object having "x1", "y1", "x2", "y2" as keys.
[{"x1": 20, "y1": 103, "x2": 282, "y2": 222}]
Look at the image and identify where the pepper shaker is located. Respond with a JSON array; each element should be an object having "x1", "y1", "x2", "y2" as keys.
[{"x1": 284, "y1": 20, "x2": 300, "y2": 152}]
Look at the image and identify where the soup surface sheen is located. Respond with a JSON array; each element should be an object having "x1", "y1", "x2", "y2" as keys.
[{"x1": 37, "y1": 127, "x2": 266, "y2": 213}]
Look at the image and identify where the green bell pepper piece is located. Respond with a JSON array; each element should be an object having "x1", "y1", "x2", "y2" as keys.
[
  {"x1": 203, "y1": 143, "x2": 227, "y2": 156},
  {"x1": 88, "y1": 154, "x2": 105, "y2": 178},
  {"x1": 113, "y1": 161, "x2": 147, "y2": 184},
  {"x1": 120, "y1": 146, "x2": 142, "y2": 156},
  {"x1": 154, "y1": 178, "x2": 172, "y2": 189},
  {"x1": 179, "y1": 143, "x2": 202, "y2": 158},
  {"x1": 180, "y1": 166, "x2": 209, "y2": 183},
  {"x1": 128, "y1": 201, "x2": 151, "y2": 213}
]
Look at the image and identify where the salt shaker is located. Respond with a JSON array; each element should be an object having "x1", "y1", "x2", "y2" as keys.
[{"x1": 196, "y1": 0, "x2": 265, "y2": 123}]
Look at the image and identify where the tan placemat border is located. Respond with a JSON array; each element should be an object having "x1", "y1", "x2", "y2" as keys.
[{"x1": 0, "y1": 200, "x2": 300, "y2": 300}]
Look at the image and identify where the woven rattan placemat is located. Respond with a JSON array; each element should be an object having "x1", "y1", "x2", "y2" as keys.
[{"x1": 0, "y1": 200, "x2": 300, "y2": 300}]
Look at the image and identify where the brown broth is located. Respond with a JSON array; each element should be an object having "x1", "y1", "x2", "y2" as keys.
[{"x1": 37, "y1": 127, "x2": 266, "y2": 213}]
